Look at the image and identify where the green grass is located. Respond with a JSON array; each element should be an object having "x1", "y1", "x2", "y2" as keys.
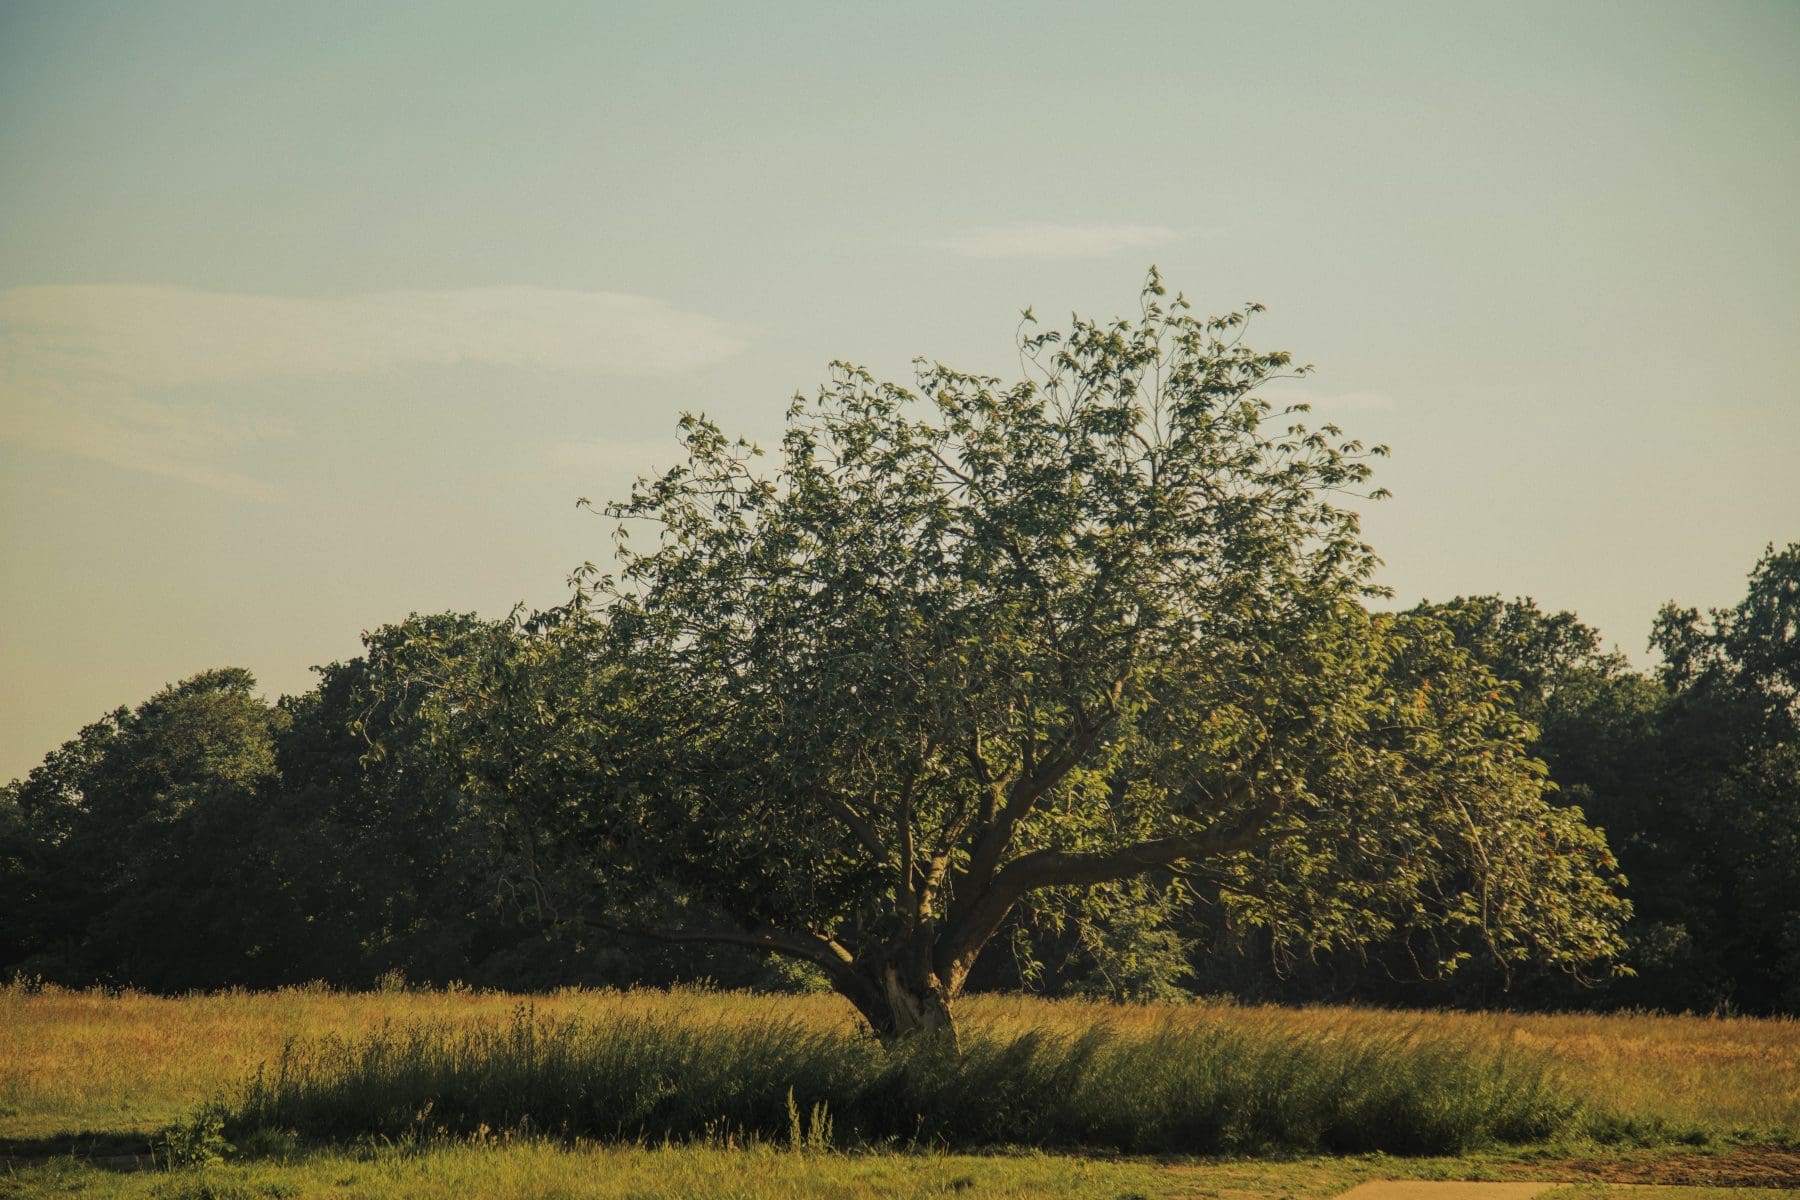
[
  {"x1": 3, "y1": 1142, "x2": 1360, "y2": 1200},
  {"x1": 5, "y1": 1145, "x2": 1797, "y2": 1200}
]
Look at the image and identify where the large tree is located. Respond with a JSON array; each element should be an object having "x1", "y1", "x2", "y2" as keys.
[{"x1": 448, "y1": 278, "x2": 1627, "y2": 1039}]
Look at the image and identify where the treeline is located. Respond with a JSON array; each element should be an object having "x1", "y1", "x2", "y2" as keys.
[
  {"x1": 3, "y1": 544, "x2": 1796, "y2": 1013},
  {"x1": 1186, "y1": 544, "x2": 1800, "y2": 1015}
]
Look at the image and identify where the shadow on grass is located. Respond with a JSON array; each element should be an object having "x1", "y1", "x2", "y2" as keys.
[{"x1": 0, "y1": 1128, "x2": 154, "y2": 1168}]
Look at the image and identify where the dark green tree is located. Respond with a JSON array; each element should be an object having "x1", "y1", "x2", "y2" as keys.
[
  {"x1": 275, "y1": 614, "x2": 511, "y2": 984},
  {"x1": 1637, "y1": 544, "x2": 1800, "y2": 1011},
  {"x1": 314, "y1": 612, "x2": 793, "y2": 990},
  {"x1": 3, "y1": 669, "x2": 294, "y2": 987}
]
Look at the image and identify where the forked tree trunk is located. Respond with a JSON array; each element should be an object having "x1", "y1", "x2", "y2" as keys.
[
  {"x1": 625, "y1": 790, "x2": 1279, "y2": 1050},
  {"x1": 878, "y1": 964, "x2": 957, "y2": 1043},
  {"x1": 842, "y1": 961, "x2": 960, "y2": 1047}
]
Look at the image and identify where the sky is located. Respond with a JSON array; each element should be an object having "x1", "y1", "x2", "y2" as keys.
[{"x1": 2, "y1": 1, "x2": 1797, "y2": 781}]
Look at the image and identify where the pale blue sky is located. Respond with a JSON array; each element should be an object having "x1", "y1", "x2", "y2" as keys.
[{"x1": 3, "y1": 1, "x2": 1797, "y2": 779}]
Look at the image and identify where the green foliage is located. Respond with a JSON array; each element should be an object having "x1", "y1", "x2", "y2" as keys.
[
  {"x1": 1413, "y1": 595, "x2": 1627, "y2": 724},
  {"x1": 785, "y1": 1086, "x2": 834, "y2": 1153},
  {"x1": 1628, "y1": 544, "x2": 1800, "y2": 1011},
  {"x1": 1385, "y1": 557, "x2": 1800, "y2": 1014},
  {"x1": 2, "y1": 670, "x2": 291, "y2": 988},
  {"x1": 158, "y1": 1103, "x2": 236, "y2": 1168},
  {"x1": 988, "y1": 877, "x2": 1195, "y2": 1002},
  {"x1": 0, "y1": 621, "x2": 791, "y2": 994},
  {"x1": 407, "y1": 275, "x2": 1626, "y2": 1037},
  {"x1": 1182, "y1": 608, "x2": 1630, "y2": 999},
  {"x1": 224, "y1": 1008, "x2": 1579, "y2": 1156}
]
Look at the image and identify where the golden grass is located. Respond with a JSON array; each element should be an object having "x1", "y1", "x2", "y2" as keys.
[{"x1": 3, "y1": 983, "x2": 1796, "y2": 1141}]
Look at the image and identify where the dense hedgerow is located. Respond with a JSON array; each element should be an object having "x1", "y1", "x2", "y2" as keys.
[{"x1": 222, "y1": 1007, "x2": 1578, "y2": 1155}]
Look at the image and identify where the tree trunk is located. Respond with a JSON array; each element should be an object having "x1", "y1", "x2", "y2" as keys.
[{"x1": 845, "y1": 962, "x2": 959, "y2": 1047}]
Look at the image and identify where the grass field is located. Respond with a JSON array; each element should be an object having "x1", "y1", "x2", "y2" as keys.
[
  {"x1": 2, "y1": 983, "x2": 1796, "y2": 1198},
  {"x1": 11, "y1": 1143, "x2": 1796, "y2": 1200}
]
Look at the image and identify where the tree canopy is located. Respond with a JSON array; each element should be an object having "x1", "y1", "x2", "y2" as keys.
[
  {"x1": 430, "y1": 277, "x2": 1628, "y2": 1039},
  {"x1": 1, "y1": 669, "x2": 289, "y2": 987}
]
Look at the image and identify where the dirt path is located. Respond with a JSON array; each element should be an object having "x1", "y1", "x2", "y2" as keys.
[{"x1": 1337, "y1": 1184, "x2": 1565, "y2": 1200}]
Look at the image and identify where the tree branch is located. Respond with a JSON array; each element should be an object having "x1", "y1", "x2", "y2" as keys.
[
  {"x1": 953, "y1": 697, "x2": 1121, "y2": 919},
  {"x1": 939, "y1": 785, "x2": 1279, "y2": 985},
  {"x1": 580, "y1": 912, "x2": 853, "y2": 971},
  {"x1": 821, "y1": 793, "x2": 889, "y2": 860}
]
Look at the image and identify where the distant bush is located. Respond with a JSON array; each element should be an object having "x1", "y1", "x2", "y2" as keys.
[{"x1": 223, "y1": 1007, "x2": 1577, "y2": 1156}]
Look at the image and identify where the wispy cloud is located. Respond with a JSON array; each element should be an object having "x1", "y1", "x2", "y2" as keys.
[
  {"x1": 928, "y1": 222, "x2": 1185, "y2": 260},
  {"x1": 0, "y1": 285, "x2": 749, "y2": 496}
]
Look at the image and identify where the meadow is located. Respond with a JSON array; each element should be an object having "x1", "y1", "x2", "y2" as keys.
[{"x1": 3, "y1": 983, "x2": 1797, "y2": 1198}]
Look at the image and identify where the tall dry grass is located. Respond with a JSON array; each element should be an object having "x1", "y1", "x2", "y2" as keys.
[
  {"x1": 218, "y1": 1006, "x2": 1572, "y2": 1154},
  {"x1": 3, "y1": 982, "x2": 1795, "y2": 1144}
]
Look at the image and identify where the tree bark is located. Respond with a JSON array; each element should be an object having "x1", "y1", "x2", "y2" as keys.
[{"x1": 847, "y1": 961, "x2": 958, "y2": 1046}]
